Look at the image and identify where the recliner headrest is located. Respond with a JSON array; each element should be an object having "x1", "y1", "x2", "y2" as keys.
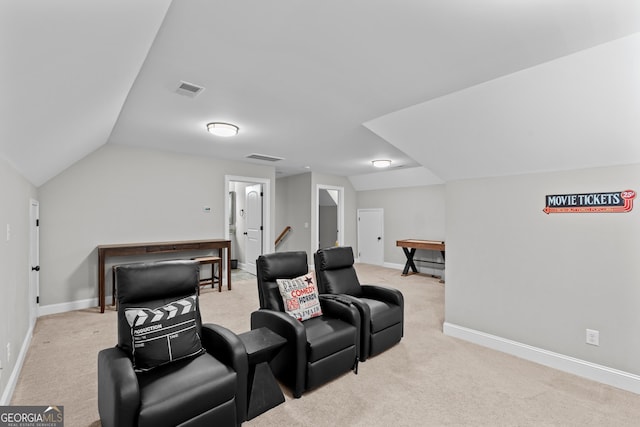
[
  {"x1": 256, "y1": 251, "x2": 309, "y2": 311},
  {"x1": 115, "y1": 260, "x2": 199, "y2": 304},
  {"x1": 257, "y1": 251, "x2": 308, "y2": 281},
  {"x1": 316, "y1": 246, "x2": 354, "y2": 271}
]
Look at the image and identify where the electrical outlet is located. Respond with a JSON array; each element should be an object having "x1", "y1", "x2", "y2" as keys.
[
  {"x1": 6, "y1": 343, "x2": 10, "y2": 362},
  {"x1": 5, "y1": 224, "x2": 10, "y2": 241},
  {"x1": 586, "y1": 329, "x2": 600, "y2": 346}
]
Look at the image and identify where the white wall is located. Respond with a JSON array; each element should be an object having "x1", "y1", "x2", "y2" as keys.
[
  {"x1": 275, "y1": 173, "x2": 312, "y2": 254},
  {"x1": 0, "y1": 157, "x2": 37, "y2": 403},
  {"x1": 444, "y1": 164, "x2": 640, "y2": 379},
  {"x1": 37, "y1": 144, "x2": 275, "y2": 309},
  {"x1": 356, "y1": 185, "x2": 446, "y2": 266}
]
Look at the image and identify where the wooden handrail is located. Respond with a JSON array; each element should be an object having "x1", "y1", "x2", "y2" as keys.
[{"x1": 275, "y1": 226, "x2": 292, "y2": 247}]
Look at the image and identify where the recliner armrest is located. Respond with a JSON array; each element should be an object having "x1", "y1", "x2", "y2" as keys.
[
  {"x1": 320, "y1": 294, "x2": 365, "y2": 361},
  {"x1": 250, "y1": 309, "x2": 306, "y2": 346},
  {"x1": 250, "y1": 309, "x2": 308, "y2": 397},
  {"x1": 98, "y1": 347, "x2": 140, "y2": 427},
  {"x1": 201, "y1": 324, "x2": 248, "y2": 423},
  {"x1": 320, "y1": 295, "x2": 361, "y2": 337},
  {"x1": 320, "y1": 295, "x2": 361, "y2": 326},
  {"x1": 360, "y1": 285, "x2": 404, "y2": 307},
  {"x1": 201, "y1": 324, "x2": 248, "y2": 373}
]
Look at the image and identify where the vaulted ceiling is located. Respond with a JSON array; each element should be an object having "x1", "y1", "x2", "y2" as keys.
[{"x1": 3, "y1": 1, "x2": 639, "y2": 189}]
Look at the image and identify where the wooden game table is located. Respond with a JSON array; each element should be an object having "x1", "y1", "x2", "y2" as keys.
[{"x1": 396, "y1": 239, "x2": 445, "y2": 276}]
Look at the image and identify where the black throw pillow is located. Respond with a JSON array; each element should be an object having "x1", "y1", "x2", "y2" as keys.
[{"x1": 124, "y1": 295, "x2": 204, "y2": 371}]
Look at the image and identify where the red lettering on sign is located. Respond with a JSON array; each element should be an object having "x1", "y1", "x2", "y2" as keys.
[{"x1": 290, "y1": 286, "x2": 316, "y2": 297}]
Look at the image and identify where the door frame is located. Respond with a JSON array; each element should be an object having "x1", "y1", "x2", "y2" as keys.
[
  {"x1": 243, "y1": 183, "x2": 263, "y2": 275},
  {"x1": 224, "y1": 175, "x2": 272, "y2": 263},
  {"x1": 29, "y1": 198, "x2": 40, "y2": 326}
]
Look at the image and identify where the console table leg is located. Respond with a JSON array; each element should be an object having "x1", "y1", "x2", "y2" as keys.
[{"x1": 401, "y1": 247, "x2": 418, "y2": 276}]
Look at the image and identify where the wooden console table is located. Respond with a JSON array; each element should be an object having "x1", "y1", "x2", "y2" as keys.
[
  {"x1": 396, "y1": 239, "x2": 445, "y2": 276},
  {"x1": 97, "y1": 239, "x2": 231, "y2": 313}
]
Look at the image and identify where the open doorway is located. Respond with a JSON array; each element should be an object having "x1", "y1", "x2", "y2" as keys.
[
  {"x1": 318, "y1": 188, "x2": 338, "y2": 249},
  {"x1": 316, "y1": 185, "x2": 344, "y2": 250},
  {"x1": 225, "y1": 176, "x2": 272, "y2": 275}
]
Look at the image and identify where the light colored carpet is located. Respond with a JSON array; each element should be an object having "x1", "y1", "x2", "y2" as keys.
[{"x1": 11, "y1": 265, "x2": 640, "y2": 426}]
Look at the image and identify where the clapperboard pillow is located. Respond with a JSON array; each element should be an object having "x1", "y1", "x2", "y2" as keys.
[
  {"x1": 124, "y1": 295, "x2": 204, "y2": 371},
  {"x1": 276, "y1": 272, "x2": 323, "y2": 321}
]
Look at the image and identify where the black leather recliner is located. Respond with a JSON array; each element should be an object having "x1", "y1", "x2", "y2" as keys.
[
  {"x1": 250, "y1": 251, "x2": 360, "y2": 398},
  {"x1": 314, "y1": 246, "x2": 404, "y2": 361},
  {"x1": 98, "y1": 260, "x2": 248, "y2": 427}
]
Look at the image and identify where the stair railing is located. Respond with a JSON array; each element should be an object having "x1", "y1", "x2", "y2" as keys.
[{"x1": 275, "y1": 226, "x2": 292, "y2": 248}]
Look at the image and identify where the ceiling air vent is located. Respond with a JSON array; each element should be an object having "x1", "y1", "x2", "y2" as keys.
[
  {"x1": 175, "y1": 81, "x2": 205, "y2": 97},
  {"x1": 246, "y1": 153, "x2": 284, "y2": 162}
]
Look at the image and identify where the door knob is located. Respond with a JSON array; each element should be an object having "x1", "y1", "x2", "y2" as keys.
[{"x1": 31, "y1": 265, "x2": 40, "y2": 271}]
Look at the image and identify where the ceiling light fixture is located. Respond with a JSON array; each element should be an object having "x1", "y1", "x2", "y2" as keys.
[
  {"x1": 206, "y1": 122, "x2": 239, "y2": 137},
  {"x1": 372, "y1": 159, "x2": 392, "y2": 168}
]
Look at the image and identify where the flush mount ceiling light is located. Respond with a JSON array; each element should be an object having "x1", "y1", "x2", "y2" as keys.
[
  {"x1": 206, "y1": 122, "x2": 239, "y2": 137},
  {"x1": 372, "y1": 159, "x2": 392, "y2": 168}
]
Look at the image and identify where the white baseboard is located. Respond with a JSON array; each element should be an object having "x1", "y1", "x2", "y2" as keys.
[
  {"x1": 2, "y1": 299, "x2": 98, "y2": 404},
  {"x1": 443, "y1": 322, "x2": 640, "y2": 395},
  {"x1": 384, "y1": 261, "x2": 444, "y2": 279},
  {"x1": 38, "y1": 297, "x2": 101, "y2": 317},
  {"x1": 383, "y1": 261, "x2": 403, "y2": 270},
  {"x1": 0, "y1": 324, "x2": 33, "y2": 405}
]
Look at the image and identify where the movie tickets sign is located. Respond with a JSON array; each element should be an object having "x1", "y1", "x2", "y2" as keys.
[{"x1": 543, "y1": 190, "x2": 636, "y2": 214}]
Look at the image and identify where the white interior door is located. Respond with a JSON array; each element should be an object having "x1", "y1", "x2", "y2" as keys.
[
  {"x1": 357, "y1": 208, "x2": 384, "y2": 265},
  {"x1": 244, "y1": 184, "x2": 263, "y2": 275},
  {"x1": 29, "y1": 199, "x2": 40, "y2": 327}
]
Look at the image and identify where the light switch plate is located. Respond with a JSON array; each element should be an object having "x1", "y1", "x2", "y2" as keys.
[{"x1": 586, "y1": 329, "x2": 599, "y2": 346}]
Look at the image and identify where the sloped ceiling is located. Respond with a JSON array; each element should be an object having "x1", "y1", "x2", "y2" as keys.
[
  {"x1": 2, "y1": 1, "x2": 640, "y2": 188},
  {"x1": 0, "y1": 0, "x2": 171, "y2": 186},
  {"x1": 365, "y1": 33, "x2": 640, "y2": 182}
]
